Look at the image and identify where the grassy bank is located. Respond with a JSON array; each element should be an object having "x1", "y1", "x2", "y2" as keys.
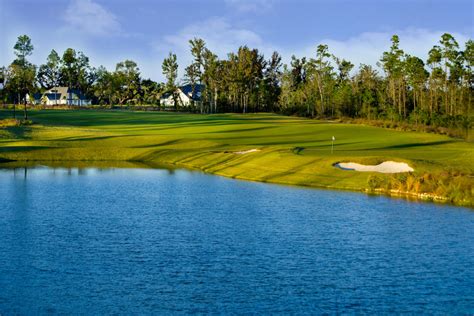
[{"x1": 0, "y1": 110, "x2": 473, "y2": 206}]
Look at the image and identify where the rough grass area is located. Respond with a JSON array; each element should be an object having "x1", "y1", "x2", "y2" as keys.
[
  {"x1": 0, "y1": 118, "x2": 33, "y2": 128},
  {"x1": 0, "y1": 118, "x2": 21, "y2": 127},
  {"x1": 0, "y1": 109, "x2": 473, "y2": 206}
]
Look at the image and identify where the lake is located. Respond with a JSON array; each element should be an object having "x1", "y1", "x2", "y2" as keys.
[{"x1": 0, "y1": 166, "x2": 473, "y2": 314}]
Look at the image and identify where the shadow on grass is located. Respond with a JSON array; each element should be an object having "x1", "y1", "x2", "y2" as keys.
[
  {"x1": 4, "y1": 126, "x2": 32, "y2": 140},
  {"x1": 53, "y1": 135, "x2": 124, "y2": 142},
  {"x1": 1, "y1": 110, "x2": 303, "y2": 129},
  {"x1": 293, "y1": 147, "x2": 305, "y2": 155},
  {"x1": 131, "y1": 139, "x2": 183, "y2": 148},
  {"x1": 295, "y1": 141, "x2": 366, "y2": 151},
  {"x1": 0, "y1": 146, "x2": 46, "y2": 153},
  {"x1": 364, "y1": 140, "x2": 456, "y2": 150},
  {"x1": 206, "y1": 126, "x2": 276, "y2": 134}
]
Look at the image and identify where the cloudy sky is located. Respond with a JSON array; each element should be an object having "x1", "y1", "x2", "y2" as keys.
[{"x1": 0, "y1": 0, "x2": 472, "y2": 81}]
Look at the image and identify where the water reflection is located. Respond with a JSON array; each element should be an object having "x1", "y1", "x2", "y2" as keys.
[
  {"x1": 0, "y1": 166, "x2": 473, "y2": 314},
  {"x1": 1, "y1": 162, "x2": 179, "y2": 179}
]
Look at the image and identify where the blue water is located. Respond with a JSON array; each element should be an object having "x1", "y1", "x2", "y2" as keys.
[{"x1": 0, "y1": 167, "x2": 473, "y2": 314}]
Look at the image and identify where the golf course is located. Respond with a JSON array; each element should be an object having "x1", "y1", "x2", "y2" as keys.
[{"x1": 0, "y1": 110, "x2": 473, "y2": 206}]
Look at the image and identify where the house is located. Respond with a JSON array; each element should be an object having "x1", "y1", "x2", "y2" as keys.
[
  {"x1": 28, "y1": 87, "x2": 92, "y2": 106},
  {"x1": 29, "y1": 93, "x2": 43, "y2": 105},
  {"x1": 160, "y1": 84, "x2": 203, "y2": 107}
]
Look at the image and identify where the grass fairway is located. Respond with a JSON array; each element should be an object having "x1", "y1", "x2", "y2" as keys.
[{"x1": 1, "y1": 110, "x2": 473, "y2": 206}]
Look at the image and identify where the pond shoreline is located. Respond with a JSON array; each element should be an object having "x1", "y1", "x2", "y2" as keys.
[
  {"x1": 0, "y1": 110, "x2": 472, "y2": 208},
  {"x1": 159, "y1": 159, "x2": 466, "y2": 208},
  {"x1": 1, "y1": 158, "x2": 469, "y2": 209}
]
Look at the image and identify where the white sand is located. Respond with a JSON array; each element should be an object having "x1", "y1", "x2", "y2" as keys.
[
  {"x1": 234, "y1": 148, "x2": 261, "y2": 154},
  {"x1": 335, "y1": 161, "x2": 414, "y2": 173}
]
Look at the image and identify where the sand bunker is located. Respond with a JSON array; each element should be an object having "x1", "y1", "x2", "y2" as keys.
[
  {"x1": 234, "y1": 149, "x2": 261, "y2": 154},
  {"x1": 335, "y1": 161, "x2": 414, "y2": 173}
]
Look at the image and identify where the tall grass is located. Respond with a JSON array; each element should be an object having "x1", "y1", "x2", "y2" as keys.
[{"x1": 368, "y1": 171, "x2": 473, "y2": 206}]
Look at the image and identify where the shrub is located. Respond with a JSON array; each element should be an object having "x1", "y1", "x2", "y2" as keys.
[
  {"x1": 0, "y1": 119, "x2": 21, "y2": 127},
  {"x1": 0, "y1": 118, "x2": 34, "y2": 128},
  {"x1": 367, "y1": 175, "x2": 384, "y2": 191}
]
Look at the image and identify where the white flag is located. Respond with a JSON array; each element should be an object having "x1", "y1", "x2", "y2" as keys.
[{"x1": 332, "y1": 136, "x2": 335, "y2": 141}]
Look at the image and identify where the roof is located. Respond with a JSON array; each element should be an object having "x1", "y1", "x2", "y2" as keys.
[
  {"x1": 44, "y1": 87, "x2": 89, "y2": 100},
  {"x1": 45, "y1": 93, "x2": 62, "y2": 100},
  {"x1": 180, "y1": 84, "x2": 204, "y2": 100},
  {"x1": 161, "y1": 84, "x2": 204, "y2": 100},
  {"x1": 46, "y1": 86, "x2": 69, "y2": 97},
  {"x1": 32, "y1": 93, "x2": 42, "y2": 100}
]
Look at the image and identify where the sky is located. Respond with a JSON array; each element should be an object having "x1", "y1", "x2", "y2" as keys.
[{"x1": 0, "y1": 0, "x2": 473, "y2": 81}]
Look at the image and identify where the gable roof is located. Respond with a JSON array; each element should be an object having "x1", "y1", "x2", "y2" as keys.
[
  {"x1": 161, "y1": 84, "x2": 204, "y2": 100},
  {"x1": 45, "y1": 93, "x2": 62, "y2": 100},
  {"x1": 32, "y1": 93, "x2": 42, "y2": 100},
  {"x1": 180, "y1": 84, "x2": 204, "y2": 100},
  {"x1": 46, "y1": 86, "x2": 68, "y2": 97},
  {"x1": 44, "y1": 87, "x2": 89, "y2": 100}
]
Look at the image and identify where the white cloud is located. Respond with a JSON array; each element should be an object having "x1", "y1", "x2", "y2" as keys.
[
  {"x1": 225, "y1": 0, "x2": 273, "y2": 13},
  {"x1": 303, "y1": 29, "x2": 471, "y2": 71},
  {"x1": 159, "y1": 17, "x2": 265, "y2": 55},
  {"x1": 152, "y1": 23, "x2": 471, "y2": 82},
  {"x1": 152, "y1": 17, "x2": 278, "y2": 81},
  {"x1": 63, "y1": 0, "x2": 120, "y2": 36}
]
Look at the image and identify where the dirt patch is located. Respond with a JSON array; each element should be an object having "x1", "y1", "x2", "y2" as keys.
[{"x1": 234, "y1": 149, "x2": 261, "y2": 155}]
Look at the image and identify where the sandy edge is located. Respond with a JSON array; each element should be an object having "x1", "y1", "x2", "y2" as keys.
[
  {"x1": 234, "y1": 149, "x2": 261, "y2": 154},
  {"x1": 335, "y1": 161, "x2": 414, "y2": 173}
]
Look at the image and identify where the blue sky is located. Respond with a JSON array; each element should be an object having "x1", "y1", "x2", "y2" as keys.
[{"x1": 1, "y1": 0, "x2": 472, "y2": 81}]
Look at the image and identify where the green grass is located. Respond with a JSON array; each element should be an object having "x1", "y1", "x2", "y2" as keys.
[{"x1": 1, "y1": 109, "x2": 473, "y2": 206}]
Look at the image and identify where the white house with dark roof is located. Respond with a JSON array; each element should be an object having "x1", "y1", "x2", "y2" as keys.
[
  {"x1": 160, "y1": 84, "x2": 203, "y2": 107},
  {"x1": 29, "y1": 87, "x2": 91, "y2": 106}
]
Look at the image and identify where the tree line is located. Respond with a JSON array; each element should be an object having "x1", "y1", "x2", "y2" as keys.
[
  {"x1": 279, "y1": 34, "x2": 472, "y2": 129},
  {"x1": 0, "y1": 33, "x2": 472, "y2": 131}
]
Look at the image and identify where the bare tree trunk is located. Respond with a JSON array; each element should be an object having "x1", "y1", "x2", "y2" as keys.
[
  {"x1": 214, "y1": 87, "x2": 217, "y2": 113},
  {"x1": 403, "y1": 82, "x2": 406, "y2": 118},
  {"x1": 419, "y1": 87, "x2": 423, "y2": 115},
  {"x1": 14, "y1": 93, "x2": 19, "y2": 119},
  {"x1": 172, "y1": 92, "x2": 178, "y2": 111},
  {"x1": 429, "y1": 82, "x2": 433, "y2": 117},
  {"x1": 413, "y1": 90, "x2": 416, "y2": 114},
  {"x1": 391, "y1": 79, "x2": 396, "y2": 116},
  {"x1": 397, "y1": 81, "x2": 401, "y2": 116},
  {"x1": 317, "y1": 77, "x2": 324, "y2": 116},
  {"x1": 23, "y1": 95, "x2": 28, "y2": 120},
  {"x1": 450, "y1": 85, "x2": 455, "y2": 116},
  {"x1": 444, "y1": 63, "x2": 448, "y2": 115}
]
